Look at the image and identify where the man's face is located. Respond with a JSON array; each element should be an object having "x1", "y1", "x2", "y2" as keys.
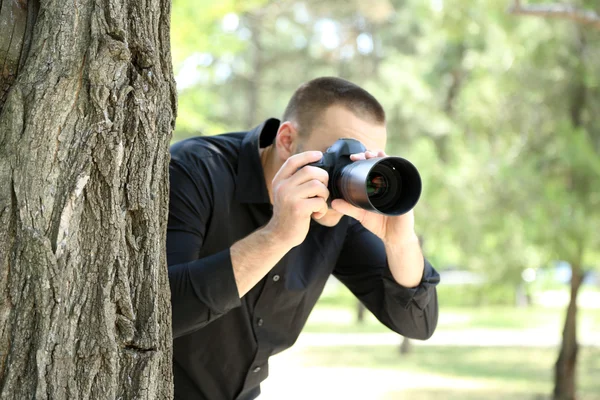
[{"x1": 298, "y1": 105, "x2": 387, "y2": 227}]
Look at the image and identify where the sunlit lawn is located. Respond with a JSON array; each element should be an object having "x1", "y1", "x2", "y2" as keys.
[
  {"x1": 304, "y1": 286, "x2": 600, "y2": 334},
  {"x1": 303, "y1": 304, "x2": 600, "y2": 334},
  {"x1": 290, "y1": 345, "x2": 600, "y2": 399},
  {"x1": 265, "y1": 339, "x2": 600, "y2": 400},
  {"x1": 262, "y1": 285, "x2": 600, "y2": 399}
]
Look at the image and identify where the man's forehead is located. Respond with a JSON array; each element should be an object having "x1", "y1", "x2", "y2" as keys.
[{"x1": 314, "y1": 108, "x2": 387, "y2": 150}]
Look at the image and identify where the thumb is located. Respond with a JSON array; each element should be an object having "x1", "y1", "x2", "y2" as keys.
[{"x1": 331, "y1": 199, "x2": 365, "y2": 221}]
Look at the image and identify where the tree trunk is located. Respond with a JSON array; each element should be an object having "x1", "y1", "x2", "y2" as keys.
[
  {"x1": 399, "y1": 336, "x2": 411, "y2": 355},
  {"x1": 553, "y1": 29, "x2": 589, "y2": 400},
  {"x1": 0, "y1": 0, "x2": 176, "y2": 398},
  {"x1": 553, "y1": 262, "x2": 584, "y2": 400},
  {"x1": 356, "y1": 301, "x2": 365, "y2": 324},
  {"x1": 0, "y1": 0, "x2": 38, "y2": 107}
]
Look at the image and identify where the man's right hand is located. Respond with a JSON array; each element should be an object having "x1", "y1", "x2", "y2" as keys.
[{"x1": 265, "y1": 151, "x2": 329, "y2": 248}]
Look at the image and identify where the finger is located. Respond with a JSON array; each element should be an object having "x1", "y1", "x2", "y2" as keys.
[
  {"x1": 331, "y1": 199, "x2": 367, "y2": 222},
  {"x1": 303, "y1": 197, "x2": 328, "y2": 219},
  {"x1": 364, "y1": 150, "x2": 387, "y2": 159},
  {"x1": 311, "y1": 200, "x2": 329, "y2": 220},
  {"x1": 312, "y1": 210, "x2": 326, "y2": 220},
  {"x1": 288, "y1": 165, "x2": 329, "y2": 187},
  {"x1": 350, "y1": 153, "x2": 367, "y2": 161},
  {"x1": 351, "y1": 150, "x2": 383, "y2": 161},
  {"x1": 275, "y1": 151, "x2": 323, "y2": 180},
  {"x1": 294, "y1": 179, "x2": 329, "y2": 201}
]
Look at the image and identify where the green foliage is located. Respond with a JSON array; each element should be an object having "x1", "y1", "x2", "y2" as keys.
[
  {"x1": 170, "y1": 0, "x2": 600, "y2": 298},
  {"x1": 171, "y1": 0, "x2": 266, "y2": 66}
]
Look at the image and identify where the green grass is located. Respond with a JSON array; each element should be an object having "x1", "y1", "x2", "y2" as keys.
[
  {"x1": 314, "y1": 283, "x2": 600, "y2": 335},
  {"x1": 295, "y1": 287, "x2": 600, "y2": 399},
  {"x1": 303, "y1": 304, "x2": 600, "y2": 334},
  {"x1": 296, "y1": 345, "x2": 600, "y2": 399},
  {"x1": 381, "y1": 389, "x2": 600, "y2": 400}
]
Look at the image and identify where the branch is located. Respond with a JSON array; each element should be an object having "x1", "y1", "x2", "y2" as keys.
[{"x1": 509, "y1": 1, "x2": 600, "y2": 29}]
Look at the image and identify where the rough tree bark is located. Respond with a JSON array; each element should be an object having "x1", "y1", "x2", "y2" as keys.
[
  {"x1": 0, "y1": 0, "x2": 176, "y2": 398},
  {"x1": 0, "y1": 0, "x2": 38, "y2": 105},
  {"x1": 554, "y1": 260, "x2": 584, "y2": 400}
]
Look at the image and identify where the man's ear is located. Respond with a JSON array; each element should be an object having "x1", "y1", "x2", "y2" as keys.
[{"x1": 275, "y1": 121, "x2": 300, "y2": 161}]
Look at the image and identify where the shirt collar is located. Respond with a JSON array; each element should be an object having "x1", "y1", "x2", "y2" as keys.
[{"x1": 234, "y1": 118, "x2": 280, "y2": 204}]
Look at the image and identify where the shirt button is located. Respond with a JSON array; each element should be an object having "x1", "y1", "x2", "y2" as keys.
[
  {"x1": 272, "y1": 274, "x2": 280, "y2": 282},
  {"x1": 257, "y1": 318, "x2": 264, "y2": 327},
  {"x1": 252, "y1": 366, "x2": 261, "y2": 373}
]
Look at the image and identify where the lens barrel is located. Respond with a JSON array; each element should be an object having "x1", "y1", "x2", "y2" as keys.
[{"x1": 336, "y1": 157, "x2": 421, "y2": 216}]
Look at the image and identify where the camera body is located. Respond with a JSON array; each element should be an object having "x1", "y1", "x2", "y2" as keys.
[
  {"x1": 308, "y1": 138, "x2": 367, "y2": 201},
  {"x1": 307, "y1": 138, "x2": 421, "y2": 216}
]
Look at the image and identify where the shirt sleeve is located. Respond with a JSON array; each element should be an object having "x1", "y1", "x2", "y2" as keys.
[
  {"x1": 167, "y1": 157, "x2": 241, "y2": 339},
  {"x1": 333, "y1": 219, "x2": 440, "y2": 340}
]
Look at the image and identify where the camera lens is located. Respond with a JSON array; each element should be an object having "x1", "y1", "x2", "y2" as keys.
[
  {"x1": 336, "y1": 156, "x2": 420, "y2": 216},
  {"x1": 366, "y1": 173, "x2": 388, "y2": 198},
  {"x1": 367, "y1": 162, "x2": 402, "y2": 212}
]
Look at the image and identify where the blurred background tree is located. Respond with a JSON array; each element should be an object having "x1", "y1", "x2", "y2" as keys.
[{"x1": 170, "y1": 1, "x2": 600, "y2": 399}]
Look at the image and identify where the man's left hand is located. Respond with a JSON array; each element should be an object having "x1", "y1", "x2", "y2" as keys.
[{"x1": 330, "y1": 150, "x2": 418, "y2": 245}]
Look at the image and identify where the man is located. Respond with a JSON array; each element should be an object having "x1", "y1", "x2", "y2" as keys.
[{"x1": 167, "y1": 77, "x2": 440, "y2": 400}]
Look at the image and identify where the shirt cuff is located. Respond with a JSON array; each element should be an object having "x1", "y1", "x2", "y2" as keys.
[
  {"x1": 382, "y1": 258, "x2": 440, "y2": 310},
  {"x1": 187, "y1": 248, "x2": 242, "y2": 315}
]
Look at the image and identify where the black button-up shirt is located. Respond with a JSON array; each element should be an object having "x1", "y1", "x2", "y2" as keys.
[{"x1": 167, "y1": 118, "x2": 440, "y2": 400}]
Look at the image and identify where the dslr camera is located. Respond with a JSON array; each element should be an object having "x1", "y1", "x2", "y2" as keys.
[{"x1": 308, "y1": 138, "x2": 421, "y2": 216}]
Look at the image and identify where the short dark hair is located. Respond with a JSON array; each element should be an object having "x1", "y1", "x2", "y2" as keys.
[{"x1": 282, "y1": 77, "x2": 386, "y2": 136}]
